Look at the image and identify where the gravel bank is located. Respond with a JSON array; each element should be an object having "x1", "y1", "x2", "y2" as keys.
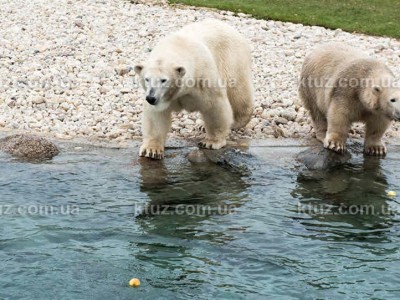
[{"x1": 1, "y1": 0, "x2": 400, "y2": 145}]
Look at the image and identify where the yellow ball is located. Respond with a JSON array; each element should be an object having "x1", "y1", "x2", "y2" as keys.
[
  {"x1": 387, "y1": 191, "x2": 397, "y2": 197},
  {"x1": 129, "y1": 278, "x2": 140, "y2": 287}
]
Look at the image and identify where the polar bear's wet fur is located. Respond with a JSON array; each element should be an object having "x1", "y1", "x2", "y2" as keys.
[
  {"x1": 299, "y1": 43, "x2": 400, "y2": 156},
  {"x1": 134, "y1": 19, "x2": 254, "y2": 159}
]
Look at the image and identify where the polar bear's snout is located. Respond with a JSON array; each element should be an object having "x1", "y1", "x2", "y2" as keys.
[
  {"x1": 146, "y1": 95, "x2": 157, "y2": 105},
  {"x1": 146, "y1": 88, "x2": 157, "y2": 105},
  {"x1": 144, "y1": 81, "x2": 169, "y2": 106}
]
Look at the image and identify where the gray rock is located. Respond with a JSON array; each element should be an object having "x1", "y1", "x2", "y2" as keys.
[
  {"x1": 6, "y1": 99, "x2": 16, "y2": 108},
  {"x1": 74, "y1": 20, "x2": 84, "y2": 29},
  {"x1": 275, "y1": 117, "x2": 288, "y2": 125},
  {"x1": 297, "y1": 146, "x2": 351, "y2": 170},
  {"x1": 200, "y1": 148, "x2": 258, "y2": 174},
  {"x1": 0, "y1": 134, "x2": 59, "y2": 160},
  {"x1": 32, "y1": 97, "x2": 46, "y2": 104},
  {"x1": 115, "y1": 65, "x2": 131, "y2": 76}
]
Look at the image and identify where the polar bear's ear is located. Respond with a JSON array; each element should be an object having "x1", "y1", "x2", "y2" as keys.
[
  {"x1": 134, "y1": 64, "x2": 144, "y2": 75},
  {"x1": 175, "y1": 67, "x2": 186, "y2": 77}
]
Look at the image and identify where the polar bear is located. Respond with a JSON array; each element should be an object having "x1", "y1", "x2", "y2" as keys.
[
  {"x1": 134, "y1": 19, "x2": 254, "y2": 159},
  {"x1": 299, "y1": 43, "x2": 400, "y2": 156}
]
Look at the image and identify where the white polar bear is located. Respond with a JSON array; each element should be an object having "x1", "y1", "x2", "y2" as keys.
[
  {"x1": 299, "y1": 43, "x2": 400, "y2": 156},
  {"x1": 134, "y1": 19, "x2": 254, "y2": 159}
]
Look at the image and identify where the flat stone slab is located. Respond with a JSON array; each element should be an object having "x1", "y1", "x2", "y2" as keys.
[
  {"x1": 188, "y1": 148, "x2": 259, "y2": 174},
  {"x1": 297, "y1": 146, "x2": 352, "y2": 170}
]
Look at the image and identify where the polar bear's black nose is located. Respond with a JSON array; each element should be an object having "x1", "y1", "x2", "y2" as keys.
[{"x1": 146, "y1": 96, "x2": 157, "y2": 105}]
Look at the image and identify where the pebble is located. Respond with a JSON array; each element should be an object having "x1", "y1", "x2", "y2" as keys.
[
  {"x1": 115, "y1": 65, "x2": 130, "y2": 76},
  {"x1": 32, "y1": 97, "x2": 46, "y2": 105},
  {"x1": 120, "y1": 88, "x2": 131, "y2": 94},
  {"x1": 74, "y1": 20, "x2": 84, "y2": 29},
  {"x1": 99, "y1": 86, "x2": 108, "y2": 94},
  {"x1": 275, "y1": 117, "x2": 288, "y2": 125},
  {"x1": 6, "y1": 99, "x2": 16, "y2": 108}
]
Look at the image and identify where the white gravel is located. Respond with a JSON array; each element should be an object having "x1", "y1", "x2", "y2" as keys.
[{"x1": 0, "y1": 0, "x2": 400, "y2": 144}]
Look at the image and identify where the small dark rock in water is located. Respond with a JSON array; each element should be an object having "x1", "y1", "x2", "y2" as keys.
[
  {"x1": 297, "y1": 146, "x2": 351, "y2": 170},
  {"x1": 0, "y1": 134, "x2": 59, "y2": 160}
]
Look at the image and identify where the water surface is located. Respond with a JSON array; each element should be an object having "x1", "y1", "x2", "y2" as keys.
[{"x1": 0, "y1": 143, "x2": 399, "y2": 299}]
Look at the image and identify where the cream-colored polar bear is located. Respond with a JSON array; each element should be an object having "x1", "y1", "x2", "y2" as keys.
[
  {"x1": 299, "y1": 43, "x2": 400, "y2": 156},
  {"x1": 134, "y1": 19, "x2": 254, "y2": 159}
]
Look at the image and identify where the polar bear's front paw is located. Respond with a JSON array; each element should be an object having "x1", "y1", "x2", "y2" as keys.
[
  {"x1": 364, "y1": 144, "x2": 386, "y2": 156},
  {"x1": 324, "y1": 136, "x2": 346, "y2": 154},
  {"x1": 139, "y1": 143, "x2": 164, "y2": 159},
  {"x1": 198, "y1": 138, "x2": 226, "y2": 150}
]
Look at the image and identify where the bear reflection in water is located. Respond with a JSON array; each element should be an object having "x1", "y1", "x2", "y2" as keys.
[
  {"x1": 130, "y1": 152, "x2": 250, "y2": 289},
  {"x1": 135, "y1": 152, "x2": 250, "y2": 240},
  {"x1": 291, "y1": 157, "x2": 396, "y2": 241}
]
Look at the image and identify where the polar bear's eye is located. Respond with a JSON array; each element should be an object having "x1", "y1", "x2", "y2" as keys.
[
  {"x1": 390, "y1": 98, "x2": 397, "y2": 103},
  {"x1": 161, "y1": 79, "x2": 167, "y2": 84},
  {"x1": 145, "y1": 78, "x2": 150, "y2": 82}
]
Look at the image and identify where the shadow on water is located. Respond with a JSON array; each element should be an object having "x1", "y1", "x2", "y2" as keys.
[{"x1": 291, "y1": 155, "x2": 397, "y2": 242}]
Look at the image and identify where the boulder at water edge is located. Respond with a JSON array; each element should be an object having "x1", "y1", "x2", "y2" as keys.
[{"x1": 0, "y1": 134, "x2": 59, "y2": 160}]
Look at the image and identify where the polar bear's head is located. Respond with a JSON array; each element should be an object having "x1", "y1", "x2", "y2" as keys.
[
  {"x1": 134, "y1": 62, "x2": 186, "y2": 110},
  {"x1": 363, "y1": 85, "x2": 400, "y2": 121},
  {"x1": 379, "y1": 87, "x2": 400, "y2": 121}
]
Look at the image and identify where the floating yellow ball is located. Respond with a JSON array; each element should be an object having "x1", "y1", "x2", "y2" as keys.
[
  {"x1": 387, "y1": 191, "x2": 397, "y2": 197},
  {"x1": 129, "y1": 278, "x2": 141, "y2": 288}
]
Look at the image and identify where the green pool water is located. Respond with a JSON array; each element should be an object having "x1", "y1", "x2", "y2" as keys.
[{"x1": 0, "y1": 142, "x2": 399, "y2": 299}]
